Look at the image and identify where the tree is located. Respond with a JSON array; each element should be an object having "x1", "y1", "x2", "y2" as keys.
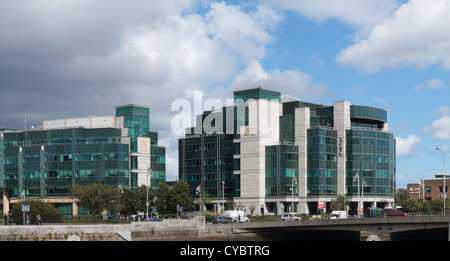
[
  {"x1": 330, "y1": 195, "x2": 349, "y2": 212},
  {"x1": 154, "y1": 182, "x2": 171, "y2": 215},
  {"x1": 119, "y1": 185, "x2": 151, "y2": 217},
  {"x1": 11, "y1": 199, "x2": 62, "y2": 224},
  {"x1": 403, "y1": 198, "x2": 430, "y2": 215},
  {"x1": 154, "y1": 181, "x2": 194, "y2": 216},
  {"x1": 395, "y1": 189, "x2": 410, "y2": 207},
  {"x1": 69, "y1": 183, "x2": 117, "y2": 219},
  {"x1": 430, "y1": 197, "x2": 444, "y2": 215},
  {"x1": 170, "y1": 181, "x2": 194, "y2": 213}
]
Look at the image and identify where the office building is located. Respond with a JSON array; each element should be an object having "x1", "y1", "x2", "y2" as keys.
[
  {"x1": 178, "y1": 87, "x2": 396, "y2": 215},
  {"x1": 407, "y1": 174, "x2": 449, "y2": 200},
  {"x1": 0, "y1": 104, "x2": 165, "y2": 216}
]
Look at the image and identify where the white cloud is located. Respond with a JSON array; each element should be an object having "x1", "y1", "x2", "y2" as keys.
[
  {"x1": 0, "y1": 1, "x2": 339, "y2": 181},
  {"x1": 205, "y1": 2, "x2": 282, "y2": 62},
  {"x1": 261, "y1": 0, "x2": 400, "y2": 36},
  {"x1": 435, "y1": 106, "x2": 450, "y2": 117},
  {"x1": 229, "y1": 60, "x2": 334, "y2": 99},
  {"x1": 337, "y1": 0, "x2": 450, "y2": 73},
  {"x1": 61, "y1": 2, "x2": 285, "y2": 132},
  {"x1": 414, "y1": 79, "x2": 446, "y2": 91},
  {"x1": 423, "y1": 116, "x2": 450, "y2": 141},
  {"x1": 396, "y1": 135, "x2": 421, "y2": 157},
  {"x1": 372, "y1": 97, "x2": 388, "y2": 104},
  {"x1": 350, "y1": 86, "x2": 364, "y2": 95}
]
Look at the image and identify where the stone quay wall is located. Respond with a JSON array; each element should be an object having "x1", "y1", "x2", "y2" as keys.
[{"x1": 0, "y1": 216, "x2": 225, "y2": 241}]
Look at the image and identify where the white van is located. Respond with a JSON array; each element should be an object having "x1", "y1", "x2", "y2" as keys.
[
  {"x1": 329, "y1": 210, "x2": 348, "y2": 219},
  {"x1": 224, "y1": 210, "x2": 250, "y2": 223}
]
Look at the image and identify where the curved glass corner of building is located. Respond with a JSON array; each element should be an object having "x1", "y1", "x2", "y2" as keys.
[
  {"x1": 350, "y1": 105, "x2": 388, "y2": 130},
  {"x1": 345, "y1": 128, "x2": 396, "y2": 198}
]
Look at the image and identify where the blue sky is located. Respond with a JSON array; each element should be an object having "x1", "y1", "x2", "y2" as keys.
[{"x1": 1, "y1": 0, "x2": 449, "y2": 187}]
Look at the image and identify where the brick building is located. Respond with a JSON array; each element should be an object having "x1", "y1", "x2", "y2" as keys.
[{"x1": 407, "y1": 174, "x2": 449, "y2": 200}]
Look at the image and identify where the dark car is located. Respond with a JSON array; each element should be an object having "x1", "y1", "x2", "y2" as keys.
[
  {"x1": 386, "y1": 210, "x2": 410, "y2": 216},
  {"x1": 212, "y1": 216, "x2": 232, "y2": 224}
]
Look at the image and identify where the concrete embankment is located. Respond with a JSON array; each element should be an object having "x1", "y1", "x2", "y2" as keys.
[{"x1": 0, "y1": 216, "x2": 239, "y2": 241}]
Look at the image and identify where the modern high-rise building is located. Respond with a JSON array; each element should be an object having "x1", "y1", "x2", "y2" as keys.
[
  {"x1": 178, "y1": 87, "x2": 396, "y2": 215},
  {"x1": 0, "y1": 104, "x2": 165, "y2": 216}
]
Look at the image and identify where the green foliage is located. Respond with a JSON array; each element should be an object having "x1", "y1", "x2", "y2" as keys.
[
  {"x1": 11, "y1": 200, "x2": 62, "y2": 224},
  {"x1": 395, "y1": 188, "x2": 410, "y2": 207},
  {"x1": 69, "y1": 183, "x2": 117, "y2": 218},
  {"x1": 402, "y1": 197, "x2": 450, "y2": 215},
  {"x1": 330, "y1": 194, "x2": 350, "y2": 212},
  {"x1": 120, "y1": 185, "x2": 151, "y2": 216},
  {"x1": 170, "y1": 181, "x2": 195, "y2": 213},
  {"x1": 66, "y1": 181, "x2": 195, "y2": 218},
  {"x1": 403, "y1": 198, "x2": 427, "y2": 214},
  {"x1": 154, "y1": 181, "x2": 194, "y2": 215},
  {"x1": 154, "y1": 182, "x2": 171, "y2": 215}
]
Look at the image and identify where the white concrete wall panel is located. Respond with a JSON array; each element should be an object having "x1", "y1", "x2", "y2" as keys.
[
  {"x1": 43, "y1": 116, "x2": 115, "y2": 129},
  {"x1": 91, "y1": 116, "x2": 115, "y2": 128},
  {"x1": 43, "y1": 119, "x2": 66, "y2": 129},
  {"x1": 295, "y1": 106, "x2": 310, "y2": 214},
  {"x1": 237, "y1": 99, "x2": 281, "y2": 215},
  {"x1": 334, "y1": 101, "x2": 351, "y2": 195}
]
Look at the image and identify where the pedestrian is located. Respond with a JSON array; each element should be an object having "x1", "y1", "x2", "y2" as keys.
[
  {"x1": 8, "y1": 213, "x2": 12, "y2": 225},
  {"x1": 36, "y1": 214, "x2": 41, "y2": 225},
  {"x1": 26, "y1": 214, "x2": 30, "y2": 225}
]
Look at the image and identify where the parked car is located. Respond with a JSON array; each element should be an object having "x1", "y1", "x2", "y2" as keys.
[
  {"x1": 212, "y1": 216, "x2": 232, "y2": 224},
  {"x1": 386, "y1": 210, "x2": 410, "y2": 216},
  {"x1": 281, "y1": 214, "x2": 301, "y2": 221}
]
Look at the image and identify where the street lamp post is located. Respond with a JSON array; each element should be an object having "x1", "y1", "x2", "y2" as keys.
[
  {"x1": 291, "y1": 177, "x2": 297, "y2": 214},
  {"x1": 147, "y1": 166, "x2": 152, "y2": 219},
  {"x1": 436, "y1": 146, "x2": 449, "y2": 241},
  {"x1": 362, "y1": 179, "x2": 367, "y2": 202},
  {"x1": 196, "y1": 185, "x2": 202, "y2": 215},
  {"x1": 353, "y1": 173, "x2": 360, "y2": 218},
  {"x1": 436, "y1": 146, "x2": 446, "y2": 215},
  {"x1": 222, "y1": 181, "x2": 225, "y2": 214}
]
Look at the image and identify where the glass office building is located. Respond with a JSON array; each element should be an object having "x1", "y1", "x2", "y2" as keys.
[
  {"x1": 0, "y1": 104, "x2": 165, "y2": 216},
  {"x1": 178, "y1": 87, "x2": 396, "y2": 215}
]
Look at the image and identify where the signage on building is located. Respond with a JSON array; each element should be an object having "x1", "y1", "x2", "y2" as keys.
[
  {"x1": 243, "y1": 127, "x2": 256, "y2": 136},
  {"x1": 338, "y1": 137, "x2": 344, "y2": 157},
  {"x1": 138, "y1": 137, "x2": 150, "y2": 153}
]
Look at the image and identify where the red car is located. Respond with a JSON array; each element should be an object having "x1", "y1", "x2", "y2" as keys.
[{"x1": 386, "y1": 210, "x2": 410, "y2": 216}]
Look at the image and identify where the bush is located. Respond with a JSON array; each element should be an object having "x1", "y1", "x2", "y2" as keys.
[{"x1": 11, "y1": 200, "x2": 62, "y2": 225}]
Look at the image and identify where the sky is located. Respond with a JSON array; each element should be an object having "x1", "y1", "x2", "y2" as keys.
[{"x1": 1, "y1": 0, "x2": 449, "y2": 188}]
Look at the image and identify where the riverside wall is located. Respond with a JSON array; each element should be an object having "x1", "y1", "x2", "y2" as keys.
[{"x1": 0, "y1": 216, "x2": 240, "y2": 241}]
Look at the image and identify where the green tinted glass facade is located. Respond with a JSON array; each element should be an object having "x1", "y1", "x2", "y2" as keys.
[
  {"x1": 265, "y1": 145, "x2": 298, "y2": 197},
  {"x1": 116, "y1": 105, "x2": 150, "y2": 152},
  {"x1": 1, "y1": 128, "x2": 129, "y2": 198},
  {"x1": 178, "y1": 134, "x2": 238, "y2": 199},
  {"x1": 350, "y1": 105, "x2": 387, "y2": 123},
  {"x1": 0, "y1": 104, "x2": 166, "y2": 207},
  {"x1": 307, "y1": 128, "x2": 338, "y2": 196},
  {"x1": 178, "y1": 87, "x2": 396, "y2": 215},
  {"x1": 234, "y1": 87, "x2": 281, "y2": 102},
  {"x1": 116, "y1": 105, "x2": 166, "y2": 191},
  {"x1": 346, "y1": 129, "x2": 395, "y2": 197},
  {"x1": 279, "y1": 115, "x2": 295, "y2": 143}
]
